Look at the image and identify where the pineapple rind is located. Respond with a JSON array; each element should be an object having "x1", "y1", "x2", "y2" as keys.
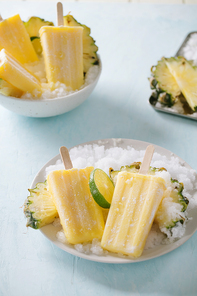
[
  {"x1": 109, "y1": 162, "x2": 189, "y2": 232},
  {"x1": 24, "y1": 180, "x2": 58, "y2": 229}
]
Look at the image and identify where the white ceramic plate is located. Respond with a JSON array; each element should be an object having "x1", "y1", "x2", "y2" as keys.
[
  {"x1": 30, "y1": 138, "x2": 197, "y2": 263},
  {"x1": 0, "y1": 59, "x2": 101, "y2": 118}
]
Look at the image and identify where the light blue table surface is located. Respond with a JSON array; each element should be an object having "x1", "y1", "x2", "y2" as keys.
[{"x1": 1, "y1": 1, "x2": 197, "y2": 295}]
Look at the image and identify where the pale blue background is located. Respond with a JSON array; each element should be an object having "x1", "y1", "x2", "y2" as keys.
[{"x1": 0, "y1": 2, "x2": 197, "y2": 296}]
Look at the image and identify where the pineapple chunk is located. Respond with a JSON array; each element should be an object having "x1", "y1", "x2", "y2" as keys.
[
  {"x1": 165, "y1": 57, "x2": 197, "y2": 111},
  {"x1": 149, "y1": 58, "x2": 181, "y2": 107},
  {"x1": 24, "y1": 181, "x2": 58, "y2": 229},
  {"x1": 0, "y1": 79, "x2": 23, "y2": 97},
  {"x1": 152, "y1": 58, "x2": 181, "y2": 98},
  {"x1": 64, "y1": 14, "x2": 99, "y2": 75}
]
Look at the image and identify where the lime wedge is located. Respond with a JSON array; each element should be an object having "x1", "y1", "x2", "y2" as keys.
[{"x1": 89, "y1": 169, "x2": 114, "y2": 208}]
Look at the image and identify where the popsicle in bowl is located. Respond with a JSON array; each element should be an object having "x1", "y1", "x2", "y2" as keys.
[
  {"x1": 47, "y1": 146, "x2": 105, "y2": 244},
  {"x1": 0, "y1": 49, "x2": 41, "y2": 94},
  {"x1": 101, "y1": 145, "x2": 166, "y2": 258},
  {"x1": 0, "y1": 14, "x2": 38, "y2": 64},
  {"x1": 40, "y1": 2, "x2": 84, "y2": 90}
]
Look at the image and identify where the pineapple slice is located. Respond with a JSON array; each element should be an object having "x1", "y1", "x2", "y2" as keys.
[
  {"x1": 24, "y1": 17, "x2": 54, "y2": 55},
  {"x1": 24, "y1": 181, "x2": 58, "y2": 229},
  {"x1": 64, "y1": 14, "x2": 99, "y2": 75},
  {"x1": 30, "y1": 37, "x2": 42, "y2": 55},
  {"x1": 150, "y1": 58, "x2": 181, "y2": 107},
  {"x1": 109, "y1": 162, "x2": 189, "y2": 232},
  {"x1": 165, "y1": 57, "x2": 197, "y2": 111},
  {"x1": 0, "y1": 79, "x2": 23, "y2": 97},
  {"x1": 24, "y1": 17, "x2": 54, "y2": 38},
  {"x1": 154, "y1": 179, "x2": 188, "y2": 230}
]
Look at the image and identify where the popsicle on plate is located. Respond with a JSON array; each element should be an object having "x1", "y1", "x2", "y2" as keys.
[
  {"x1": 0, "y1": 14, "x2": 38, "y2": 64},
  {"x1": 40, "y1": 25, "x2": 84, "y2": 90},
  {"x1": 47, "y1": 167, "x2": 105, "y2": 244},
  {"x1": 0, "y1": 49, "x2": 41, "y2": 94},
  {"x1": 101, "y1": 172, "x2": 166, "y2": 258}
]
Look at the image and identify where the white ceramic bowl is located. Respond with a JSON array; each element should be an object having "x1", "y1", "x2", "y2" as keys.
[{"x1": 0, "y1": 60, "x2": 102, "y2": 118}]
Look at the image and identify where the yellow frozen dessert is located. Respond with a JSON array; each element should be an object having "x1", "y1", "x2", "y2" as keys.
[
  {"x1": 47, "y1": 167, "x2": 105, "y2": 244},
  {"x1": 101, "y1": 172, "x2": 166, "y2": 258},
  {"x1": 40, "y1": 26, "x2": 84, "y2": 90},
  {"x1": 0, "y1": 49, "x2": 41, "y2": 94},
  {"x1": 0, "y1": 14, "x2": 38, "y2": 64}
]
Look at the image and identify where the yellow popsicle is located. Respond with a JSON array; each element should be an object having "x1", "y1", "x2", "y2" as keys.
[
  {"x1": 101, "y1": 172, "x2": 166, "y2": 258},
  {"x1": 0, "y1": 14, "x2": 38, "y2": 64},
  {"x1": 0, "y1": 49, "x2": 41, "y2": 94},
  {"x1": 47, "y1": 167, "x2": 105, "y2": 244},
  {"x1": 0, "y1": 79, "x2": 23, "y2": 97},
  {"x1": 40, "y1": 26, "x2": 84, "y2": 90}
]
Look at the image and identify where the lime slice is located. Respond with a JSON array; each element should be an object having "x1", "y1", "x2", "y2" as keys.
[{"x1": 89, "y1": 169, "x2": 114, "y2": 208}]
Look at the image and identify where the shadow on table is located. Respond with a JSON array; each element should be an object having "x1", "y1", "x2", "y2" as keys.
[
  {"x1": 45, "y1": 232, "x2": 197, "y2": 296},
  {"x1": 12, "y1": 87, "x2": 175, "y2": 152},
  {"x1": 69, "y1": 241, "x2": 197, "y2": 296}
]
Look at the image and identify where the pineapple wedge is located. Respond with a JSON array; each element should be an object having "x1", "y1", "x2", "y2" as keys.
[
  {"x1": 24, "y1": 17, "x2": 54, "y2": 38},
  {"x1": 154, "y1": 179, "x2": 188, "y2": 230},
  {"x1": 24, "y1": 181, "x2": 58, "y2": 229},
  {"x1": 165, "y1": 57, "x2": 197, "y2": 111},
  {"x1": 64, "y1": 14, "x2": 99, "y2": 75},
  {"x1": 149, "y1": 58, "x2": 181, "y2": 107},
  {"x1": 151, "y1": 58, "x2": 181, "y2": 99}
]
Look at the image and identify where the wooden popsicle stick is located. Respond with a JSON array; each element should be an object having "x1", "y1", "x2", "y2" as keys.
[
  {"x1": 0, "y1": 15, "x2": 3, "y2": 21},
  {"x1": 59, "y1": 146, "x2": 73, "y2": 170},
  {"x1": 139, "y1": 145, "x2": 155, "y2": 175},
  {"x1": 57, "y1": 2, "x2": 64, "y2": 26}
]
